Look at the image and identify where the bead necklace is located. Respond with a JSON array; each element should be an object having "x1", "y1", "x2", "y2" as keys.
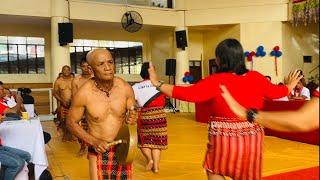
[{"x1": 93, "y1": 78, "x2": 113, "y2": 97}]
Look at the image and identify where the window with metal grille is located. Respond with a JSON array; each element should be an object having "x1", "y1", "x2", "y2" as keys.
[
  {"x1": 70, "y1": 39, "x2": 143, "y2": 74},
  {"x1": 0, "y1": 36, "x2": 45, "y2": 74}
]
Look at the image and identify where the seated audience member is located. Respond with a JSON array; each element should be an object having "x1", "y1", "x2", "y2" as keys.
[
  {"x1": 0, "y1": 85, "x2": 31, "y2": 179},
  {"x1": 22, "y1": 88, "x2": 37, "y2": 118},
  {"x1": 0, "y1": 86, "x2": 23, "y2": 115},
  {"x1": 21, "y1": 88, "x2": 35, "y2": 104},
  {"x1": 4, "y1": 88, "x2": 17, "y2": 108},
  {"x1": 289, "y1": 78, "x2": 310, "y2": 100},
  {"x1": 306, "y1": 80, "x2": 319, "y2": 97}
]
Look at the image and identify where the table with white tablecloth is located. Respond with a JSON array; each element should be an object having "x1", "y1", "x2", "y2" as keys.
[{"x1": 0, "y1": 118, "x2": 48, "y2": 180}]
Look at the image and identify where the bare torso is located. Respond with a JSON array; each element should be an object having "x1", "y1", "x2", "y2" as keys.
[
  {"x1": 81, "y1": 77, "x2": 129, "y2": 141},
  {"x1": 55, "y1": 77, "x2": 73, "y2": 104}
]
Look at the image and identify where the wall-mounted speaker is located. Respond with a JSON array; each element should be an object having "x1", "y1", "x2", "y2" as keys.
[
  {"x1": 303, "y1": 56, "x2": 312, "y2": 63},
  {"x1": 58, "y1": 23, "x2": 73, "y2": 46},
  {"x1": 175, "y1": 30, "x2": 188, "y2": 50},
  {"x1": 165, "y1": 59, "x2": 176, "y2": 76}
]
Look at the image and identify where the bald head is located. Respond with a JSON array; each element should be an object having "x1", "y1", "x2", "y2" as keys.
[
  {"x1": 86, "y1": 49, "x2": 112, "y2": 66},
  {"x1": 86, "y1": 48, "x2": 115, "y2": 81}
]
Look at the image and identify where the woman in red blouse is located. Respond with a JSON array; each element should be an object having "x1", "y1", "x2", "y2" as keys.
[{"x1": 148, "y1": 39, "x2": 302, "y2": 180}]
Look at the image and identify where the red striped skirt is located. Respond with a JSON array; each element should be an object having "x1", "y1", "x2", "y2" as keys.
[
  {"x1": 137, "y1": 107, "x2": 167, "y2": 149},
  {"x1": 88, "y1": 146, "x2": 132, "y2": 180},
  {"x1": 203, "y1": 117, "x2": 264, "y2": 180}
]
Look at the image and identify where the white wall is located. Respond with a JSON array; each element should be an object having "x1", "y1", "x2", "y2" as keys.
[
  {"x1": 0, "y1": 0, "x2": 50, "y2": 17},
  {"x1": 282, "y1": 22, "x2": 319, "y2": 81},
  {"x1": 186, "y1": 4, "x2": 288, "y2": 26},
  {"x1": 240, "y1": 22, "x2": 283, "y2": 83},
  {"x1": 149, "y1": 28, "x2": 175, "y2": 83},
  {"x1": 183, "y1": 0, "x2": 288, "y2": 10},
  {"x1": 70, "y1": 0, "x2": 180, "y2": 26}
]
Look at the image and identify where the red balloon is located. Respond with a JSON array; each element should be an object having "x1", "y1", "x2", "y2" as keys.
[
  {"x1": 273, "y1": 46, "x2": 280, "y2": 51},
  {"x1": 247, "y1": 56, "x2": 253, "y2": 61},
  {"x1": 184, "y1": 72, "x2": 190, "y2": 76},
  {"x1": 250, "y1": 51, "x2": 256, "y2": 56}
]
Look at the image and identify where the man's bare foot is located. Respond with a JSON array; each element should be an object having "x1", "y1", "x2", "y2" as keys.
[
  {"x1": 76, "y1": 147, "x2": 87, "y2": 157},
  {"x1": 145, "y1": 160, "x2": 153, "y2": 171}
]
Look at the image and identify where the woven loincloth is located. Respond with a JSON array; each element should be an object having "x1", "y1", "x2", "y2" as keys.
[{"x1": 88, "y1": 146, "x2": 132, "y2": 180}]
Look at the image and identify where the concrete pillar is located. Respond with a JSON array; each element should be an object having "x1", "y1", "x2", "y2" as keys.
[
  {"x1": 51, "y1": 0, "x2": 70, "y2": 111},
  {"x1": 175, "y1": 26, "x2": 189, "y2": 85},
  {"x1": 51, "y1": 0, "x2": 70, "y2": 81},
  {"x1": 174, "y1": 11, "x2": 192, "y2": 112}
]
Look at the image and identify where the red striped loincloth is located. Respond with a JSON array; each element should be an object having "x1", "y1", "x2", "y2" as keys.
[
  {"x1": 138, "y1": 106, "x2": 167, "y2": 149},
  {"x1": 60, "y1": 106, "x2": 69, "y2": 121},
  {"x1": 88, "y1": 146, "x2": 132, "y2": 180},
  {"x1": 203, "y1": 117, "x2": 264, "y2": 180}
]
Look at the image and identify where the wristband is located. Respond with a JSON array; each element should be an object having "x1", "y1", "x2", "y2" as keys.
[
  {"x1": 247, "y1": 108, "x2": 258, "y2": 123},
  {"x1": 155, "y1": 80, "x2": 164, "y2": 91}
]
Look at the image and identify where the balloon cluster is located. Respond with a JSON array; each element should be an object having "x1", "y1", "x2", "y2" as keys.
[
  {"x1": 255, "y1": 46, "x2": 266, "y2": 57},
  {"x1": 270, "y1": 46, "x2": 282, "y2": 76},
  {"x1": 270, "y1": 46, "x2": 282, "y2": 57},
  {"x1": 244, "y1": 51, "x2": 256, "y2": 61},
  {"x1": 182, "y1": 72, "x2": 194, "y2": 83}
]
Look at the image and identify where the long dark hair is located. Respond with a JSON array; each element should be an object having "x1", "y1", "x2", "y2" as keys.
[
  {"x1": 215, "y1": 39, "x2": 248, "y2": 75},
  {"x1": 140, "y1": 62, "x2": 150, "y2": 79}
]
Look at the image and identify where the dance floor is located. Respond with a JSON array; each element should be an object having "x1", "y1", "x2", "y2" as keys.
[{"x1": 42, "y1": 113, "x2": 319, "y2": 180}]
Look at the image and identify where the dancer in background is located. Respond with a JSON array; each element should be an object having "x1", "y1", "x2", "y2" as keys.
[
  {"x1": 53, "y1": 65, "x2": 74, "y2": 141},
  {"x1": 132, "y1": 62, "x2": 167, "y2": 173},
  {"x1": 72, "y1": 58, "x2": 93, "y2": 157}
]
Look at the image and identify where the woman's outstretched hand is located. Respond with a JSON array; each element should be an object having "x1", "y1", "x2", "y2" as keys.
[
  {"x1": 148, "y1": 62, "x2": 159, "y2": 86},
  {"x1": 284, "y1": 69, "x2": 303, "y2": 93}
]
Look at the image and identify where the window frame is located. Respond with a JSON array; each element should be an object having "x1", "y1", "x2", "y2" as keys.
[
  {"x1": 69, "y1": 40, "x2": 143, "y2": 75},
  {"x1": 0, "y1": 36, "x2": 45, "y2": 74}
]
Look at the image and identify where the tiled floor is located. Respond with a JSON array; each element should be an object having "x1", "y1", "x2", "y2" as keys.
[{"x1": 41, "y1": 113, "x2": 319, "y2": 179}]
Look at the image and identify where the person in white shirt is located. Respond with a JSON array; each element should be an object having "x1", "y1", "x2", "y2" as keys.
[
  {"x1": 289, "y1": 79, "x2": 310, "y2": 100},
  {"x1": 4, "y1": 88, "x2": 17, "y2": 108}
]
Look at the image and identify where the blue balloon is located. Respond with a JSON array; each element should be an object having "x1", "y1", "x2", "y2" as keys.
[
  {"x1": 255, "y1": 51, "x2": 260, "y2": 57},
  {"x1": 244, "y1": 51, "x2": 250, "y2": 57},
  {"x1": 276, "y1": 51, "x2": 282, "y2": 57},
  {"x1": 270, "y1": 51, "x2": 275, "y2": 56},
  {"x1": 184, "y1": 76, "x2": 189, "y2": 82},
  {"x1": 257, "y1": 46, "x2": 264, "y2": 51},
  {"x1": 189, "y1": 76, "x2": 194, "y2": 82},
  {"x1": 182, "y1": 77, "x2": 188, "y2": 83},
  {"x1": 261, "y1": 51, "x2": 266, "y2": 57}
]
